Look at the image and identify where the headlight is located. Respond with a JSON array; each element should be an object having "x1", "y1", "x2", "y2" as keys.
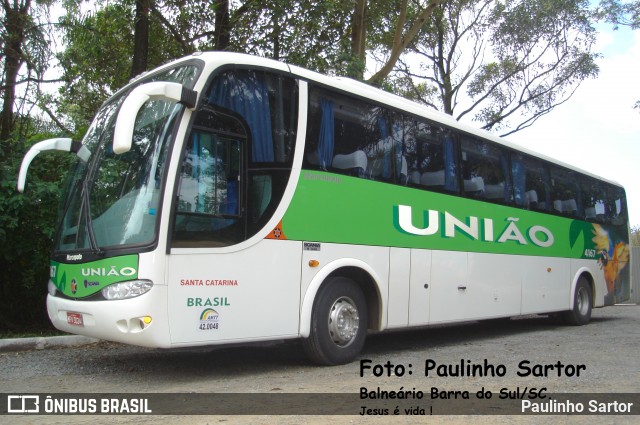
[
  {"x1": 48, "y1": 280, "x2": 58, "y2": 296},
  {"x1": 101, "y1": 280, "x2": 153, "y2": 300}
]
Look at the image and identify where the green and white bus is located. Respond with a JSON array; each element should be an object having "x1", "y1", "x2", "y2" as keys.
[{"x1": 18, "y1": 52, "x2": 631, "y2": 365}]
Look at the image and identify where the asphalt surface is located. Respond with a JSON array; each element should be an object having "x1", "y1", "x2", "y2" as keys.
[{"x1": 1, "y1": 305, "x2": 639, "y2": 424}]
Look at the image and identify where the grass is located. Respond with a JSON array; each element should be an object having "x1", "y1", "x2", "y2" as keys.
[{"x1": 0, "y1": 329, "x2": 66, "y2": 339}]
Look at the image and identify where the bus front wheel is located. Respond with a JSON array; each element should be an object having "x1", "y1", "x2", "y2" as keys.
[
  {"x1": 303, "y1": 276, "x2": 368, "y2": 365},
  {"x1": 562, "y1": 277, "x2": 592, "y2": 326}
]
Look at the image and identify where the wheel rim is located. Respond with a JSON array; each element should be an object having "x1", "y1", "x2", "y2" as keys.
[
  {"x1": 328, "y1": 296, "x2": 360, "y2": 347},
  {"x1": 576, "y1": 286, "x2": 590, "y2": 316}
]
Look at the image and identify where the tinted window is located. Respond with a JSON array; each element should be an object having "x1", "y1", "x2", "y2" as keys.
[
  {"x1": 406, "y1": 120, "x2": 459, "y2": 193},
  {"x1": 550, "y1": 166, "x2": 582, "y2": 217},
  {"x1": 303, "y1": 85, "x2": 628, "y2": 228},
  {"x1": 460, "y1": 137, "x2": 512, "y2": 204},
  {"x1": 206, "y1": 69, "x2": 297, "y2": 166},
  {"x1": 576, "y1": 174, "x2": 628, "y2": 225},
  {"x1": 512, "y1": 153, "x2": 552, "y2": 211},
  {"x1": 305, "y1": 86, "x2": 383, "y2": 179}
]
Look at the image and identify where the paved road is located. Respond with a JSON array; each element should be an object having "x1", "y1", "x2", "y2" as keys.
[{"x1": 1, "y1": 305, "x2": 639, "y2": 424}]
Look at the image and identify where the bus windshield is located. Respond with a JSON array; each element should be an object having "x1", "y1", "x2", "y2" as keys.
[{"x1": 54, "y1": 64, "x2": 199, "y2": 253}]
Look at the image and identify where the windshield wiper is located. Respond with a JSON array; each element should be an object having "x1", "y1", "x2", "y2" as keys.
[{"x1": 80, "y1": 180, "x2": 102, "y2": 255}]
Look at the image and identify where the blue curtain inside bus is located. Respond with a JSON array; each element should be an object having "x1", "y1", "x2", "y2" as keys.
[
  {"x1": 208, "y1": 71, "x2": 274, "y2": 162},
  {"x1": 317, "y1": 98, "x2": 334, "y2": 169}
]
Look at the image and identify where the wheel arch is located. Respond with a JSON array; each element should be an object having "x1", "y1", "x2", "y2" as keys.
[
  {"x1": 570, "y1": 268, "x2": 595, "y2": 310},
  {"x1": 299, "y1": 259, "x2": 384, "y2": 338}
]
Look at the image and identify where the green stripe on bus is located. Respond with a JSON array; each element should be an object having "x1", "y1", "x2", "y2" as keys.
[
  {"x1": 282, "y1": 170, "x2": 620, "y2": 260},
  {"x1": 50, "y1": 255, "x2": 139, "y2": 298}
]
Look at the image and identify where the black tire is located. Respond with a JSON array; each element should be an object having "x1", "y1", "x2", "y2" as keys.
[
  {"x1": 302, "y1": 276, "x2": 368, "y2": 365},
  {"x1": 562, "y1": 277, "x2": 593, "y2": 326}
]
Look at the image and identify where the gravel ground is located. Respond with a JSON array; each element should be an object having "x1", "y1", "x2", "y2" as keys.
[{"x1": 1, "y1": 305, "x2": 638, "y2": 424}]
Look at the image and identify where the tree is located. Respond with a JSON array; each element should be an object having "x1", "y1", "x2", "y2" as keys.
[
  {"x1": 231, "y1": 1, "x2": 353, "y2": 74},
  {"x1": 55, "y1": 0, "x2": 259, "y2": 130},
  {"x1": 0, "y1": 131, "x2": 73, "y2": 334},
  {"x1": 0, "y1": 0, "x2": 55, "y2": 148},
  {"x1": 1, "y1": 0, "x2": 31, "y2": 145},
  {"x1": 598, "y1": 0, "x2": 640, "y2": 28},
  {"x1": 366, "y1": 0, "x2": 440, "y2": 85},
  {"x1": 55, "y1": 1, "x2": 191, "y2": 130},
  {"x1": 385, "y1": 0, "x2": 599, "y2": 136},
  {"x1": 130, "y1": 0, "x2": 150, "y2": 78},
  {"x1": 350, "y1": 0, "x2": 367, "y2": 78},
  {"x1": 213, "y1": 0, "x2": 231, "y2": 50}
]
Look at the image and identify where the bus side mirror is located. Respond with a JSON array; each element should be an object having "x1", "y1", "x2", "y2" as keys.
[
  {"x1": 17, "y1": 138, "x2": 90, "y2": 193},
  {"x1": 113, "y1": 82, "x2": 197, "y2": 155}
]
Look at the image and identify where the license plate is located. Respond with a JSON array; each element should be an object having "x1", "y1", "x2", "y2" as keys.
[{"x1": 66, "y1": 312, "x2": 84, "y2": 327}]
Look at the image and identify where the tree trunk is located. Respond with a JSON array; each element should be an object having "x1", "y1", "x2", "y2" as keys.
[
  {"x1": 214, "y1": 0, "x2": 230, "y2": 51},
  {"x1": 1, "y1": 0, "x2": 31, "y2": 147},
  {"x1": 367, "y1": 0, "x2": 439, "y2": 86},
  {"x1": 349, "y1": 0, "x2": 367, "y2": 79},
  {"x1": 130, "y1": 0, "x2": 150, "y2": 79},
  {"x1": 272, "y1": 12, "x2": 280, "y2": 60},
  {"x1": 435, "y1": 9, "x2": 453, "y2": 115}
]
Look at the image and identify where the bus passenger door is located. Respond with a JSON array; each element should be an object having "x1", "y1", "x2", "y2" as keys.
[{"x1": 166, "y1": 107, "x2": 301, "y2": 345}]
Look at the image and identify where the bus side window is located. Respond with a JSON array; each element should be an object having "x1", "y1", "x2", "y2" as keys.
[
  {"x1": 407, "y1": 122, "x2": 459, "y2": 194},
  {"x1": 550, "y1": 166, "x2": 581, "y2": 218},
  {"x1": 305, "y1": 91, "x2": 365, "y2": 177},
  {"x1": 513, "y1": 154, "x2": 551, "y2": 211},
  {"x1": 609, "y1": 187, "x2": 628, "y2": 226},
  {"x1": 305, "y1": 86, "x2": 411, "y2": 184},
  {"x1": 365, "y1": 112, "x2": 408, "y2": 184},
  {"x1": 460, "y1": 137, "x2": 512, "y2": 204},
  {"x1": 580, "y1": 177, "x2": 603, "y2": 222}
]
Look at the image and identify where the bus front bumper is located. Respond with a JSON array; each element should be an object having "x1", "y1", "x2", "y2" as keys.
[{"x1": 46, "y1": 285, "x2": 171, "y2": 348}]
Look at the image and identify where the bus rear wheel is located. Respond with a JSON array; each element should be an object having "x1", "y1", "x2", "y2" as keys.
[
  {"x1": 562, "y1": 277, "x2": 592, "y2": 326},
  {"x1": 303, "y1": 276, "x2": 367, "y2": 365}
]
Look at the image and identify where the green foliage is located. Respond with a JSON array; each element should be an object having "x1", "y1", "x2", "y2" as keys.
[
  {"x1": 55, "y1": 1, "x2": 186, "y2": 130},
  {"x1": 393, "y1": 0, "x2": 600, "y2": 135},
  {"x1": 0, "y1": 132, "x2": 73, "y2": 333},
  {"x1": 0, "y1": 0, "x2": 56, "y2": 143},
  {"x1": 598, "y1": 0, "x2": 640, "y2": 29},
  {"x1": 232, "y1": 0, "x2": 355, "y2": 74}
]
